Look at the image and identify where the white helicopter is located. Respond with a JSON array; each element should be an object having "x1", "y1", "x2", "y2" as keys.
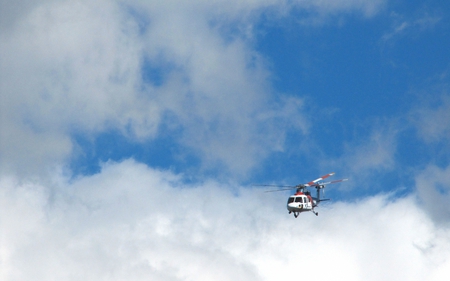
[{"x1": 259, "y1": 172, "x2": 348, "y2": 217}]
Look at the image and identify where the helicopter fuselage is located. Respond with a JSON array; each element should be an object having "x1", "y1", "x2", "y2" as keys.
[
  {"x1": 258, "y1": 172, "x2": 347, "y2": 217},
  {"x1": 286, "y1": 192, "x2": 315, "y2": 215}
]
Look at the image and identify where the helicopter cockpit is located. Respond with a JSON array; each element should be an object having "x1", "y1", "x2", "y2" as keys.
[
  {"x1": 287, "y1": 196, "x2": 308, "y2": 204},
  {"x1": 287, "y1": 194, "x2": 313, "y2": 207}
]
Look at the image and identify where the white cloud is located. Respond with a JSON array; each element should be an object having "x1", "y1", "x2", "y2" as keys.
[
  {"x1": 0, "y1": 0, "x2": 288, "y2": 177},
  {"x1": 0, "y1": 0, "x2": 387, "y2": 177},
  {"x1": 1, "y1": 160, "x2": 449, "y2": 281},
  {"x1": 0, "y1": 0, "x2": 156, "y2": 175}
]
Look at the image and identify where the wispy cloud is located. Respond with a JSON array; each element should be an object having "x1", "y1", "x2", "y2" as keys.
[
  {"x1": 415, "y1": 164, "x2": 450, "y2": 225},
  {"x1": 411, "y1": 92, "x2": 450, "y2": 144},
  {"x1": 294, "y1": 0, "x2": 386, "y2": 18},
  {"x1": 322, "y1": 124, "x2": 398, "y2": 192},
  {"x1": 382, "y1": 12, "x2": 441, "y2": 42}
]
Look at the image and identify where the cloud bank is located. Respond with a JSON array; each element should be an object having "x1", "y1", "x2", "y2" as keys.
[{"x1": 1, "y1": 160, "x2": 450, "y2": 281}]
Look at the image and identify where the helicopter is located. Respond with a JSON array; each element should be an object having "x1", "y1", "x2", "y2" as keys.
[{"x1": 257, "y1": 172, "x2": 348, "y2": 217}]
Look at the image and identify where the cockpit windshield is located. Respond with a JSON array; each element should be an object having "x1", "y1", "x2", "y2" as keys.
[{"x1": 288, "y1": 197, "x2": 295, "y2": 203}]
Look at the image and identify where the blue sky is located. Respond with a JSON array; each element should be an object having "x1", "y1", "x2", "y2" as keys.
[
  {"x1": 1, "y1": 0, "x2": 450, "y2": 280},
  {"x1": 68, "y1": 0, "x2": 450, "y2": 197},
  {"x1": 252, "y1": 2, "x2": 450, "y2": 195}
]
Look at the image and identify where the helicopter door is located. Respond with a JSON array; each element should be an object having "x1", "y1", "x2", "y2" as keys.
[
  {"x1": 294, "y1": 196, "x2": 303, "y2": 209},
  {"x1": 305, "y1": 196, "x2": 312, "y2": 209}
]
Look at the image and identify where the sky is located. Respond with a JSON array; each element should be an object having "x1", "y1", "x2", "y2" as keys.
[{"x1": 1, "y1": 0, "x2": 450, "y2": 280}]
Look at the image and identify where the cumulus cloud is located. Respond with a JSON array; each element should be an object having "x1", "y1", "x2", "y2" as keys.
[
  {"x1": 0, "y1": 0, "x2": 387, "y2": 177},
  {"x1": 1, "y1": 160, "x2": 449, "y2": 281},
  {"x1": 0, "y1": 0, "x2": 153, "y2": 176},
  {"x1": 0, "y1": 0, "x2": 286, "y2": 177}
]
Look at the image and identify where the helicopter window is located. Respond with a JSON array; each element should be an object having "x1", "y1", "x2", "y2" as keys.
[
  {"x1": 295, "y1": 197, "x2": 302, "y2": 203},
  {"x1": 288, "y1": 197, "x2": 295, "y2": 203}
]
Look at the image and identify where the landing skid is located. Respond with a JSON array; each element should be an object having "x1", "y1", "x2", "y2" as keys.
[
  {"x1": 289, "y1": 210, "x2": 319, "y2": 218},
  {"x1": 289, "y1": 211, "x2": 318, "y2": 217},
  {"x1": 289, "y1": 211, "x2": 300, "y2": 218}
]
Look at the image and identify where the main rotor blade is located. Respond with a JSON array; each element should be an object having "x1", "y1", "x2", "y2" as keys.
[
  {"x1": 252, "y1": 184, "x2": 296, "y2": 188},
  {"x1": 319, "y1": 178, "x2": 348, "y2": 186},
  {"x1": 252, "y1": 184, "x2": 298, "y2": 193},
  {"x1": 264, "y1": 187, "x2": 297, "y2": 193},
  {"x1": 305, "y1": 172, "x2": 335, "y2": 186}
]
